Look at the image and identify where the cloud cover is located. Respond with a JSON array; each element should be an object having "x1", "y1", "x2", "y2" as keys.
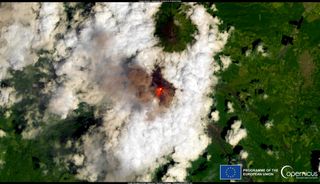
[{"x1": 0, "y1": 2, "x2": 232, "y2": 182}]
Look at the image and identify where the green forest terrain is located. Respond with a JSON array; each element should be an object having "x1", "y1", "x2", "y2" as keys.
[{"x1": 187, "y1": 2, "x2": 320, "y2": 182}]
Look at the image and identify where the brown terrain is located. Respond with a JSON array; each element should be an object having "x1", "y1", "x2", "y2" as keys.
[
  {"x1": 160, "y1": 17, "x2": 178, "y2": 45},
  {"x1": 127, "y1": 65, "x2": 176, "y2": 107},
  {"x1": 298, "y1": 51, "x2": 315, "y2": 88}
]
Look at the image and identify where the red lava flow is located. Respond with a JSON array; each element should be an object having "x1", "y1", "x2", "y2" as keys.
[
  {"x1": 126, "y1": 65, "x2": 175, "y2": 107},
  {"x1": 151, "y1": 66, "x2": 175, "y2": 107},
  {"x1": 155, "y1": 86, "x2": 164, "y2": 97}
]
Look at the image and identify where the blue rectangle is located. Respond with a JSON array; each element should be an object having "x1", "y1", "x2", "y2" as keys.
[{"x1": 220, "y1": 165, "x2": 242, "y2": 180}]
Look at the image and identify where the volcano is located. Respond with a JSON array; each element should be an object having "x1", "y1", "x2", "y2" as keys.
[
  {"x1": 151, "y1": 66, "x2": 176, "y2": 107},
  {"x1": 126, "y1": 65, "x2": 175, "y2": 107}
]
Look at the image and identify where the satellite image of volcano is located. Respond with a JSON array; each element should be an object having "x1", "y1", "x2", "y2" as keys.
[{"x1": 0, "y1": 2, "x2": 319, "y2": 182}]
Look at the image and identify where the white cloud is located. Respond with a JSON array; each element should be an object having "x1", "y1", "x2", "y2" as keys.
[
  {"x1": 211, "y1": 4, "x2": 218, "y2": 12},
  {"x1": 265, "y1": 120, "x2": 274, "y2": 129},
  {"x1": 227, "y1": 101, "x2": 234, "y2": 113},
  {"x1": 240, "y1": 150, "x2": 248, "y2": 160},
  {"x1": 48, "y1": 87, "x2": 79, "y2": 119},
  {"x1": 0, "y1": 87, "x2": 18, "y2": 107},
  {"x1": 225, "y1": 120, "x2": 247, "y2": 147},
  {"x1": 0, "y1": 23, "x2": 35, "y2": 71},
  {"x1": 0, "y1": 3, "x2": 39, "y2": 80},
  {"x1": 22, "y1": 127, "x2": 42, "y2": 140},
  {"x1": 73, "y1": 154, "x2": 85, "y2": 166},
  {"x1": 32, "y1": 3, "x2": 62, "y2": 49},
  {"x1": 211, "y1": 110, "x2": 220, "y2": 122},
  {"x1": 267, "y1": 149, "x2": 273, "y2": 156},
  {"x1": 0, "y1": 2, "x2": 232, "y2": 182},
  {"x1": 0, "y1": 129, "x2": 6, "y2": 138},
  {"x1": 263, "y1": 94, "x2": 269, "y2": 99},
  {"x1": 220, "y1": 55, "x2": 232, "y2": 70},
  {"x1": 70, "y1": 3, "x2": 230, "y2": 182},
  {"x1": 162, "y1": 161, "x2": 191, "y2": 182},
  {"x1": 256, "y1": 43, "x2": 268, "y2": 57},
  {"x1": 0, "y1": 3, "x2": 63, "y2": 111}
]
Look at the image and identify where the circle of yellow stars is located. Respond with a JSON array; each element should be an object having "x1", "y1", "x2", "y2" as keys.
[{"x1": 225, "y1": 167, "x2": 236, "y2": 178}]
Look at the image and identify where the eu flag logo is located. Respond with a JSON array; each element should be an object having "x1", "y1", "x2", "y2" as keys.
[{"x1": 220, "y1": 165, "x2": 242, "y2": 180}]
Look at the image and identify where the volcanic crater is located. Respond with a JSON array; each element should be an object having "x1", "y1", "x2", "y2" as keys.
[{"x1": 127, "y1": 65, "x2": 176, "y2": 107}]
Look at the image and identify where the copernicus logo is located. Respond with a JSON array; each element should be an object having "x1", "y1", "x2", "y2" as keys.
[
  {"x1": 220, "y1": 165, "x2": 242, "y2": 180},
  {"x1": 280, "y1": 165, "x2": 318, "y2": 179}
]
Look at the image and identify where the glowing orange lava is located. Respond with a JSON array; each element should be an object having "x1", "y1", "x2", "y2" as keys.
[{"x1": 155, "y1": 86, "x2": 164, "y2": 97}]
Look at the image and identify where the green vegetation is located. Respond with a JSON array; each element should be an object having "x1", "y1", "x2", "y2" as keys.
[
  {"x1": 0, "y1": 135, "x2": 77, "y2": 181},
  {"x1": 187, "y1": 3, "x2": 320, "y2": 182},
  {"x1": 63, "y1": 2, "x2": 95, "y2": 29},
  {"x1": 0, "y1": 101, "x2": 98, "y2": 181},
  {"x1": 154, "y1": 2, "x2": 197, "y2": 52},
  {"x1": 1, "y1": 56, "x2": 56, "y2": 135},
  {"x1": 302, "y1": 3, "x2": 320, "y2": 22},
  {"x1": 0, "y1": 55, "x2": 100, "y2": 181},
  {"x1": 43, "y1": 102, "x2": 102, "y2": 143},
  {"x1": 152, "y1": 156, "x2": 175, "y2": 182}
]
